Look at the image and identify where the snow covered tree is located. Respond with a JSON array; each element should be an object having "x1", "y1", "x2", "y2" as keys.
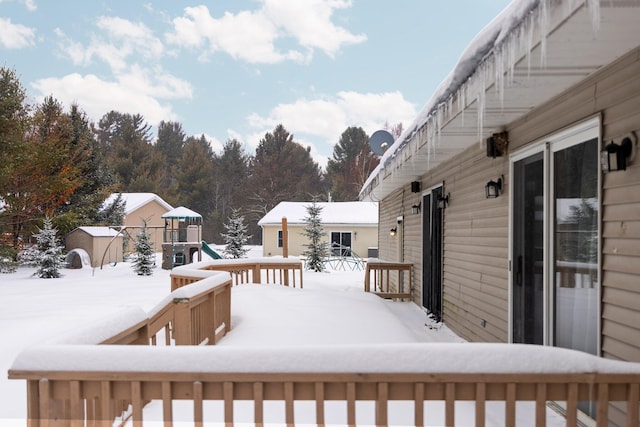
[
  {"x1": 221, "y1": 209, "x2": 251, "y2": 259},
  {"x1": 19, "y1": 217, "x2": 65, "y2": 278},
  {"x1": 132, "y1": 220, "x2": 154, "y2": 275},
  {"x1": 301, "y1": 200, "x2": 329, "y2": 272}
]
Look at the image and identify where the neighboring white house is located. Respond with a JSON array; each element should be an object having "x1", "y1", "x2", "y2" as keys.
[{"x1": 258, "y1": 201, "x2": 378, "y2": 258}]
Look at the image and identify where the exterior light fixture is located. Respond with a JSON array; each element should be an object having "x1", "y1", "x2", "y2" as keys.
[
  {"x1": 412, "y1": 202, "x2": 421, "y2": 215},
  {"x1": 485, "y1": 177, "x2": 503, "y2": 198},
  {"x1": 437, "y1": 193, "x2": 449, "y2": 209},
  {"x1": 389, "y1": 227, "x2": 397, "y2": 237},
  {"x1": 411, "y1": 181, "x2": 421, "y2": 193},
  {"x1": 601, "y1": 135, "x2": 635, "y2": 172},
  {"x1": 486, "y1": 131, "x2": 509, "y2": 158}
]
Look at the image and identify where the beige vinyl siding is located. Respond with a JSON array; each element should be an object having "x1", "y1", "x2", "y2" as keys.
[
  {"x1": 378, "y1": 148, "x2": 510, "y2": 343},
  {"x1": 378, "y1": 46, "x2": 640, "y2": 356},
  {"x1": 438, "y1": 148, "x2": 509, "y2": 343}
]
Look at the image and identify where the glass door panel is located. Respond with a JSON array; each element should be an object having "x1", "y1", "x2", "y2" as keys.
[
  {"x1": 552, "y1": 138, "x2": 599, "y2": 355},
  {"x1": 512, "y1": 152, "x2": 545, "y2": 345}
]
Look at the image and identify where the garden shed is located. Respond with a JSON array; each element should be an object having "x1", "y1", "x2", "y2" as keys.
[{"x1": 65, "y1": 226, "x2": 123, "y2": 268}]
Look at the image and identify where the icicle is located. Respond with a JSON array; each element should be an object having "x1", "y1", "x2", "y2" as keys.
[
  {"x1": 476, "y1": 65, "x2": 487, "y2": 144},
  {"x1": 538, "y1": 0, "x2": 550, "y2": 68},
  {"x1": 585, "y1": 0, "x2": 600, "y2": 35},
  {"x1": 494, "y1": 45, "x2": 505, "y2": 109},
  {"x1": 525, "y1": 12, "x2": 534, "y2": 78}
]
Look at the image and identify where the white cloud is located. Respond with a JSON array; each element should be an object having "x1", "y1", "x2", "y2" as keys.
[
  {"x1": 0, "y1": 0, "x2": 36, "y2": 11},
  {"x1": 0, "y1": 17, "x2": 36, "y2": 49},
  {"x1": 56, "y1": 17, "x2": 164, "y2": 72},
  {"x1": 262, "y1": 0, "x2": 366, "y2": 58},
  {"x1": 245, "y1": 90, "x2": 415, "y2": 169},
  {"x1": 248, "y1": 91, "x2": 415, "y2": 142},
  {"x1": 166, "y1": 0, "x2": 364, "y2": 64},
  {"x1": 199, "y1": 132, "x2": 223, "y2": 152},
  {"x1": 48, "y1": 17, "x2": 192, "y2": 127},
  {"x1": 31, "y1": 72, "x2": 190, "y2": 126},
  {"x1": 166, "y1": 5, "x2": 305, "y2": 64}
]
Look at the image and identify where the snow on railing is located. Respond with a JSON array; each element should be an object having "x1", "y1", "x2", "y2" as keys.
[
  {"x1": 170, "y1": 257, "x2": 303, "y2": 291},
  {"x1": 9, "y1": 343, "x2": 640, "y2": 426}
]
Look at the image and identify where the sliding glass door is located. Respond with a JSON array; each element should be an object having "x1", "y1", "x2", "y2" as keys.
[{"x1": 510, "y1": 117, "x2": 600, "y2": 356}]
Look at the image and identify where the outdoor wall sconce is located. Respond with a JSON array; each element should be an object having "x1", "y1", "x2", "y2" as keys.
[
  {"x1": 389, "y1": 227, "x2": 397, "y2": 237},
  {"x1": 411, "y1": 202, "x2": 421, "y2": 214},
  {"x1": 437, "y1": 193, "x2": 449, "y2": 209},
  {"x1": 601, "y1": 133, "x2": 636, "y2": 172},
  {"x1": 485, "y1": 177, "x2": 503, "y2": 198},
  {"x1": 411, "y1": 181, "x2": 421, "y2": 193},
  {"x1": 486, "y1": 131, "x2": 509, "y2": 158}
]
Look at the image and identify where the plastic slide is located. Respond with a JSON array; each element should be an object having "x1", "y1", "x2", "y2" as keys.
[{"x1": 201, "y1": 241, "x2": 222, "y2": 259}]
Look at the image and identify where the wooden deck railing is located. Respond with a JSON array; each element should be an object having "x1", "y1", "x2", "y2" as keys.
[
  {"x1": 144, "y1": 273, "x2": 232, "y2": 346},
  {"x1": 9, "y1": 344, "x2": 640, "y2": 426},
  {"x1": 171, "y1": 257, "x2": 303, "y2": 291},
  {"x1": 364, "y1": 259, "x2": 412, "y2": 300}
]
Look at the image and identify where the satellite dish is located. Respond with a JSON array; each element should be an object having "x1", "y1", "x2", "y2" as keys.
[{"x1": 369, "y1": 130, "x2": 394, "y2": 156}]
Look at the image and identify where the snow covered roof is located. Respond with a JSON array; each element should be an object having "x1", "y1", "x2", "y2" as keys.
[
  {"x1": 258, "y1": 201, "x2": 379, "y2": 226},
  {"x1": 75, "y1": 226, "x2": 120, "y2": 237},
  {"x1": 162, "y1": 206, "x2": 202, "y2": 219},
  {"x1": 103, "y1": 193, "x2": 173, "y2": 215},
  {"x1": 360, "y1": 0, "x2": 640, "y2": 201}
]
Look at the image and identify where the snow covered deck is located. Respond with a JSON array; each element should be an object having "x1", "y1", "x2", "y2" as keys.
[{"x1": 6, "y1": 258, "x2": 640, "y2": 426}]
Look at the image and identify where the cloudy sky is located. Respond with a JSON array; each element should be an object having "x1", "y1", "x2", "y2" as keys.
[{"x1": 1, "y1": 0, "x2": 511, "y2": 168}]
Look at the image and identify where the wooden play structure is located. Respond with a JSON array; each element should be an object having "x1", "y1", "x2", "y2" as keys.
[{"x1": 161, "y1": 206, "x2": 203, "y2": 269}]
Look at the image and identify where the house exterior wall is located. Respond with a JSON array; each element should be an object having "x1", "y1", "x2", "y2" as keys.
[
  {"x1": 379, "y1": 46, "x2": 640, "y2": 364},
  {"x1": 262, "y1": 224, "x2": 378, "y2": 258},
  {"x1": 123, "y1": 200, "x2": 169, "y2": 254}
]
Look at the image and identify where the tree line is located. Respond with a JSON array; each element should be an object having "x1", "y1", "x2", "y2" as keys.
[{"x1": 0, "y1": 67, "x2": 397, "y2": 250}]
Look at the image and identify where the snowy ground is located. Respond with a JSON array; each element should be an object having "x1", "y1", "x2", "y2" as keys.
[{"x1": 0, "y1": 246, "x2": 566, "y2": 426}]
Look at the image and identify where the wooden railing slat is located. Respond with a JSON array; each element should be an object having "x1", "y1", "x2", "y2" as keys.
[
  {"x1": 69, "y1": 380, "x2": 83, "y2": 427},
  {"x1": 535, "y1": 383, "x2": 546, "y2": 427},
  {"x1": 99, "y1": 381, "x2": 111, "y2": 427},
  {"x1": 597, "y1": 384, "x2": 609, "y2": 427},
  {"x1": 414, "y1": 383, "x2": 424, "y2": 427},
  {"x1": 224, "y1": 382, "x2": 233, "y2": 427},
  {"x1": 505, "y1": 383, "x2": 516, "y2": 427},
  {"x1": 627, "y1": 383, "x2": 639, "y2": 427},
  {"x1": 285, "y1": 382, "x2": 294, "y2": 427},
  {"x1": 445, "y1": 383, "x2": 455, "y2": 427},
  {"x1": 346, "y1": 382, "x2": 356, "y2": 427},
  {"x1": 162, "y1": 381, "x2": 173, "y2": 427},
  {"x1": 376, "y1": 382, "x2": 388, "y2": 427},
  {"x1": 315, "y1": 382, "x2": 325, "y2": 427},
  {"x1": 254, "y1": 382, "x2": 264, "y2": 427},
  {"x1": 193, "y1": 381, "x2": 203, "y2": 427},
  {"x1": 566, "y1": 383, "x2": 578, "y2": 426},
  {"x1": 131, "y1": 381, "x2": 143, "y2": 427},
  {"x1": 475, "y1": 382, "x2": 486, "y2": 427},
  {"x1": 38, "y1": 379, "x2": 50, "y2": 427}
]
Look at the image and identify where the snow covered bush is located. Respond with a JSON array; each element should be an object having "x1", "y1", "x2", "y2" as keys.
[
  {"x1": 18, "y1": 217, "x2": 65, "y2": 278},
  {"x1": 301, "y1": 200, "x2": 329, "y2": 272},
  {"x1": 221, "y1": 209, "x2": 251, "y2": 259},
  {"x1": 0, "y1": 246, "x2": 18, "y2": 273},
  {"x1": 132, "y1": 221, "x2": 154, "y2": 275}
]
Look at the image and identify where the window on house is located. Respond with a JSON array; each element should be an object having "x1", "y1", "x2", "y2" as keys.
[
  {"x1": 331, "y1": 232, "x2": 352, "y2": 256},
  {"x1": 277, "y1": 230, "x2": 283, "y2": 248}
]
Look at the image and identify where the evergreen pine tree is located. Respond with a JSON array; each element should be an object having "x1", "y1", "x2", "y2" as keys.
[
  {"x1": 301, "y1": 200, "x2": 329, "y2": 272},
  {"x1": 19, "y1": 217, "x2": 65, "y2": 278},
  {"x1": 221, "y1": 209, "x2": 251, "y2": 259},
  {"x1": 133, "y1": 221, "x2": 154, "y2": 275}
]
